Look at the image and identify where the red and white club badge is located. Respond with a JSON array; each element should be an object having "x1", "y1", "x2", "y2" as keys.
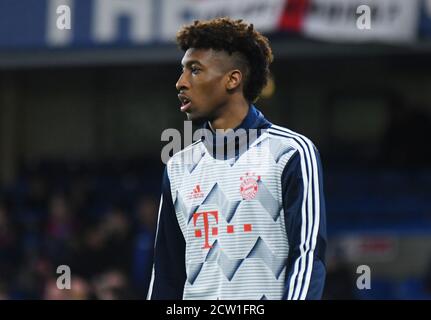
[{"x1": 240, "y1": 172, "x2": 261, "y2": 200}]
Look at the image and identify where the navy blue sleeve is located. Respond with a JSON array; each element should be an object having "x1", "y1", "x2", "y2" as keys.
[
  {"x1": 147, "y1": 167, "x2": 186, "y2": 300},
  {"x1": 281, "y1": 148, "x2": 327, "y2": 300}
]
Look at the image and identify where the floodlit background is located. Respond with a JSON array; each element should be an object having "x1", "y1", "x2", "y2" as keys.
[{"x1": 0, "y1": 0, "x2": 431, "y2": 299}]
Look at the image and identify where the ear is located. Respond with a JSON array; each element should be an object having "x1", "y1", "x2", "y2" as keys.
[{"x1": 225, "y1": 69, "x2": 242, "y2": 91}]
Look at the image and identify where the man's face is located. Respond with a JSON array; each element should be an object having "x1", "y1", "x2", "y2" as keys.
[{"x1": 176, "y1": 48, "x2": 230, "y2": 123}]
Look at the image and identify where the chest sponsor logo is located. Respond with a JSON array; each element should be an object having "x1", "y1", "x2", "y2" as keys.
[{"x1": 193, "y1": 210, "x2": 253, "y2": 249}]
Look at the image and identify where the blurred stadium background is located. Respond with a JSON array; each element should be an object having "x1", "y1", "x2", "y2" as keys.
[{"x1": 0, "y1": 0, "x2": 431, "y2": 300}]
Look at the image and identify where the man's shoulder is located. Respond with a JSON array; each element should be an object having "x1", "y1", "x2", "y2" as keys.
[{"x1": 266, "y1": 124, "x2": 318, "y2": 152}]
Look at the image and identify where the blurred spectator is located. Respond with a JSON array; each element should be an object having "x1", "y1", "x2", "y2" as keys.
[
  {"x1": 12, "y1": 256, "x2": 51, "y2": 299},
  {"x1": 70, "y1": 276, "x2": 92, "y2": 300},
  {"x1": 17, "y1": 174, "x2": 48, "y2": 265},
  {"x1": 43, "y1": 278, "x2": 69, "y2": 300},
  {"x1": 99, "y1": 206, "x2": 134, "y2": 273},
  {"x1": 323, "y1": 249, "x2": 357, "y2": 300},
  {"x1": 93, "y1": 270, "x2": 135, "y2": 300},
  {"x1": 44, "y1": 194, "x2": 78, "y2": 265},
  {"x1": 44, "y1": 276, "x2": 92, "y2": 300},
  {"x1": 75, "y1": 206, "x2": 134, "y2": 278},
  {"x1": 46, "y1": 194, "x2": 76, "y2": 241}
]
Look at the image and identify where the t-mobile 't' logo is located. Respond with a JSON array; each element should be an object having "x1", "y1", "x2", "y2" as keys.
[
  {"x1": 193, "y1": 211, "x2": 253, "y2": 249},
  {"x1": 193, "y1": 211, "x2": 219, "y2": 249}
]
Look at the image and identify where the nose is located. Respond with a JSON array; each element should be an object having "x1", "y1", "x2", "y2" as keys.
[{"x1": 176, "y1": 72, "x2": 189, "y2": 92}]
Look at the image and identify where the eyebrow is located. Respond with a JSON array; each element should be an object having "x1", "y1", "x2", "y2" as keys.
[{"x1": 181, "y1": 60, "x2": 204, "y2": 68}]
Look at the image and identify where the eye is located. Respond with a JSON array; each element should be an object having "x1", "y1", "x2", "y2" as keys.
[{"x1": 191, "y1": 66, "x2": 200, "y2": 75}]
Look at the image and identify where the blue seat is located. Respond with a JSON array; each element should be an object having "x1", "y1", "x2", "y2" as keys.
[
  {"x1": 396, "y1": 278, "x2": 431, "y2": 300},
  {"x1": 355, "y1": 278, "x2": 396, "y2": 300}
]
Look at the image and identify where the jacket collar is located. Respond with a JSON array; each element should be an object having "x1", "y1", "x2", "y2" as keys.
[
  {"x1": 203, "y1": 104, "x2": 271, "y2": 132},
  {"x1": 201, "y1": 105, "x2": 272, "y2": 160}
]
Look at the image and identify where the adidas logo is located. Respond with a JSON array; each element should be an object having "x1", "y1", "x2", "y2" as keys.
[{"x1": 187, "y1": 184, "x2": 204, "y2": 200}]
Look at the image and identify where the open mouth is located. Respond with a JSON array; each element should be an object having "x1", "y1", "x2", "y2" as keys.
[{"x1": 178, "y1": 94, "x2": 192, "y2": 112}]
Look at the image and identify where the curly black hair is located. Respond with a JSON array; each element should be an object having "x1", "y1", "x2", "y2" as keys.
[{"x1": 176, "y1": 17, "x2": 273, "y2": 103}]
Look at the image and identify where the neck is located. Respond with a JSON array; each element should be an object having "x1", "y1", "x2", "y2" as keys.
[{"x1": 209, "y1": 97, "x2": 250, "y2": 131}]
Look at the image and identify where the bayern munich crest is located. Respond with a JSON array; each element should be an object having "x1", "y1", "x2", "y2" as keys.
[{"x1": 240, "y1": 172, "x2": 261, "y2": 200}]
